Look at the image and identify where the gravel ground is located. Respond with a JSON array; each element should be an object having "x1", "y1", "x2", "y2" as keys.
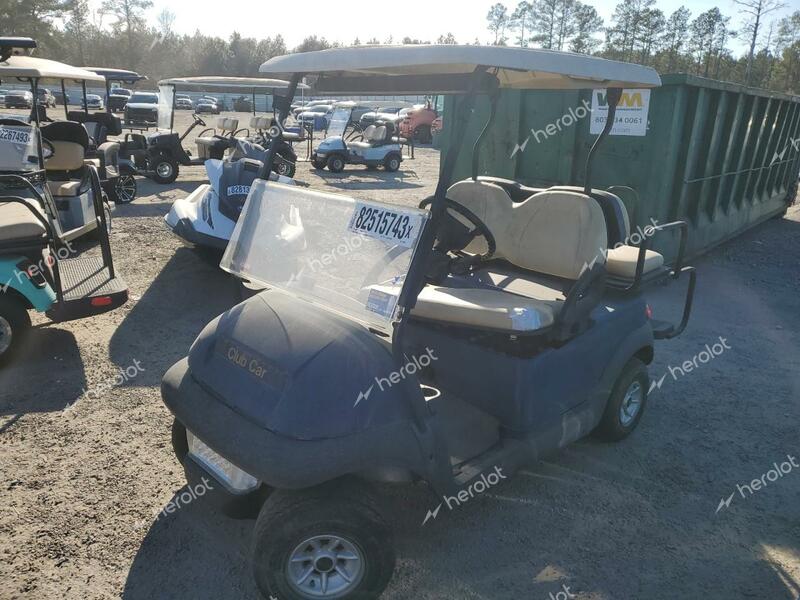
[{"x1": 1, "y1": 110, "x2": 799, "y2": 600}]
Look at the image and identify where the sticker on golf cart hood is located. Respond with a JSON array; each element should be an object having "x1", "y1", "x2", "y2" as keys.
[
  {"x1": 365, "y1": 287, "x2": 399, "y2": 319},
  {"x1": 347, "y1": 201, "x2": 423, "y2": 248},
  {"x1": 590, "y1": 89, "x2": 650, "y2": 137}
]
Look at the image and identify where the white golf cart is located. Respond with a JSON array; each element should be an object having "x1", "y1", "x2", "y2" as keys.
[{"x1": 0, "y1": 38, "x2": 116, "y2": 241}]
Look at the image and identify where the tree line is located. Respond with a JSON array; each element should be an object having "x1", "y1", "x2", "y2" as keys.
[
  {"x1": 486, "y1": 0, "x2": 799, "y2": 93},
  {"x1": 0, "y1": 0, "x2": 798, "y2": 94}
]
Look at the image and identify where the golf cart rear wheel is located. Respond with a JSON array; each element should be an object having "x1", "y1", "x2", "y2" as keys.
[
  {"x1": 252, "y1": 480, "x2": 395, "y2": 600},
  {"x1": 383, "y1": 154, "x2": 401, "y2": 172},
  {"x1": 594, "y1": 358, "x2": 649, "y2": 442},
  {"x1": 113, "y1": 174, "x2": 137, "y2": 204},
  {"x1": 0, "y1": 296, "x2": 31, "y2": 367},
  {"x1": 153, "y1": 158, "x2": 179, "y2": 184},
  {"x1": 327, "y1": 155, "x2": 346, "y2": 173}
]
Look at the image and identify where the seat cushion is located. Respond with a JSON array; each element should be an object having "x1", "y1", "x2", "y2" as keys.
[
  {"x1": 47, "y1": 180, "x2": 83, "y2": 197},
  {"x1": 410, "y1": 285, "x2": 556, "y2": 333},
  {"x1": 0, "y1": 202, "x2": 46, "y2": 242},
  {"x1": 606, "y1": 245, "x2": 664, "y2": 278},
  {"x1": 472, "y1": 263, "x2": 569, "y2": 305}
]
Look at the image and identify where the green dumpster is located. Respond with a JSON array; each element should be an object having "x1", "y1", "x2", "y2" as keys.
[{"x1": 439, "y1": 74, "x2": 800, "y2": 260}]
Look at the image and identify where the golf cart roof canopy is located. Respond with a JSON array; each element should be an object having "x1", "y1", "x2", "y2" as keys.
[
  {"x1": 0, "y1": 55, "x2": 106, "y2": 84},
  {"x1": 158, "y1": 76, "x2": 309, "y2": 92},
  {"x1": 84, "y1": 67, "x2": 146, "y2": 83},
  {"x1": 260, "y1": 45, "x2": 661, "y2": 94}
]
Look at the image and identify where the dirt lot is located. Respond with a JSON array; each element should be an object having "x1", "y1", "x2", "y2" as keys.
[{"x1": 1, "y1": 110, "x2": 799, "y2": 600}]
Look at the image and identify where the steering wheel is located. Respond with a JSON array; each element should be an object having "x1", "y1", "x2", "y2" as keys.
[
  {"x1": 193, "y1": 114, "x2": 207, "y2": 127},
  {"x1": 418, "y1": 196, "x2": 496, "y2": 263}
]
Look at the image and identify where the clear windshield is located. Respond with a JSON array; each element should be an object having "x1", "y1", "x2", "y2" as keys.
[
  {"x1": 220, "y1": 180, "x2": 429, "y2": 333},
  {"x1": 157, "y1": 84, "x2": 174, "y2": 131},
  {"x1": 326, "y1": 108, "x2": 351, "y2": 137},
  {"x1": 0, "y1": 124, "x2": 39, "y2": 172}
]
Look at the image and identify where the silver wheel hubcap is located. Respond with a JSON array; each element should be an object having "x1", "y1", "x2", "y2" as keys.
[
  {"x1": 286, "y1": 534, "x2": 364, "y2": 598},
  {"x1": 0, "y1": 315, "x2": 13, "y2": 355},
  {"x1": 156, "y1": 163, "x2": 172, "y2": 178},
  {"x1": 619, "y1": 380, "x2": 643, "y2": 427}
]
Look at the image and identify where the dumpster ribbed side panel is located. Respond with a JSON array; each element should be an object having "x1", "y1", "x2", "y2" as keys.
[{"x1": 441, "y1": 74, "x2": 800, "y2": 261}]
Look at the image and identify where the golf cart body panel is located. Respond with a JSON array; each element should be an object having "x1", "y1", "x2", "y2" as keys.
[{"x1": 0, "y1": 256, "x2": 56, "y2": 311}]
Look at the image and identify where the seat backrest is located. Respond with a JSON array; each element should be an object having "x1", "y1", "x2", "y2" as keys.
[
  {"x1": 41, "y1": 121, "x2": 88, "y2": 171},
  {"x1": 250, "y1": 116, "x2": 270, "y2": 130},
  {"x1": 217, "y1": 117, "x2": 239, "y2": 133},
  {"x1": 448, "y1": 180, "x2": 608, "y2": 280},
  {"x1": 550, "y1": 185, "x2": 630, "y2": 246},
  {"x1": 362, "y1": 125, "x2": 377, "y2": 141},
  {"x1": 370, "y1": 125, "x2": 387, "y2": 142}
]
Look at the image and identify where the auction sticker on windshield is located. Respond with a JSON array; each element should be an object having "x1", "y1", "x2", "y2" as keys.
[
  {"x1": 0, "y1": 127, "x2": 31, "y2": 144},
  {"x1": 347, "y1": 201, "x2": 423, "y2": 248}
]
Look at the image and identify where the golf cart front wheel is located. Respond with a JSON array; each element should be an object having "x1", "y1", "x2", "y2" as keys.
[
  {"x1": 594, "y1": 357, "x2": 649, "y2": 441},
  {"x1": 0, "y1": 296, "x2": 31, "y2": 367},
  {"x1": 383, "y1": 154, "x2": 401, "y2": 172},
  {"x1": 252, "y1": 480, "x2": 395, "y2": 600},
  {"x1": 153, "y1": 158, "x2": 179, "y2": 184},
  {"x1": 274, "y1": 158, "x2": 296, "y2": 179},
  {"x1": 327, "y1": 155, "x2": 346, "y2": 173},
  {"x1": 113, "y1": 174, "x2": 137, "y2": 204}
]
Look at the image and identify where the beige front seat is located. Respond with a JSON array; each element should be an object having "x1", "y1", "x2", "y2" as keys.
[{"x1": 409, "y1": 180, "x2": 607, "y2": 334}]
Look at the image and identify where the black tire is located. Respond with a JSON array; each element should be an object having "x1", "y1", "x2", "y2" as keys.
[
  {"x1": 594, "y1": 358, "x2": 649, "y2": 442},
  {"x1": 0, "y1": 295, "x2": 31, "y2": 367},
  {"x1": 252, "y1": 480, "x2": 395, "y2": 600},
  {"x1": 327, "y1": 155, "x2": 346, "y2": 173},
  {"x1": 413, "y1": 125, "x2": 432, "y2": 144},
  {"x1": 383, "y1": 154, "x2": 401, "y2": 172},
  {"x1": 113, "y1": 174, "x2": 137, "y2": 204},
  {"x1": 311, "y1": 157, "x2": 325, "y2": 170},
  {"x1": 274, "y1": 157, "x2": 296, "y2": 179},
  {"x1": 152, "y1": 157, "x2": 179, "y2": 184}
]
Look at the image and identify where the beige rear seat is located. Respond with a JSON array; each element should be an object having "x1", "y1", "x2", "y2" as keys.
[
  {"x1": 606, "y1": 245, "x2": 664, "y2": 278},
  {"x1": 47, "y1": 180, "x2": 83, "y2": 197},
  {"x1": 0, "y1": 202, "x2": 46, "y2": 242}
]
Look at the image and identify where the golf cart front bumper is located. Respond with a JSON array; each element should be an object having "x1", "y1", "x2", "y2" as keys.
[{"x1": 161, "y1": 356, "x2": 437, "y2": 492}]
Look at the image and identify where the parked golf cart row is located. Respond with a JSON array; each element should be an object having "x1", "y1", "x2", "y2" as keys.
[{"x1": 0, "y1": 38, "x2": 129, "y2": 365}]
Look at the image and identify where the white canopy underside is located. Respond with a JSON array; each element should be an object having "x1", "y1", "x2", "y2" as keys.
[
  {"x1": 158, "y1": 76, "x2": 309, "y2": 92},
  {"x1": 260, "y1": 45, "x2": 661, "y2": 91},
  {"x1": 0, "y1": 56, "x2": 106, "y2": 83}
]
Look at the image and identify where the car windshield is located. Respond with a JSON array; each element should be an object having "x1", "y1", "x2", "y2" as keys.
[
  {"x1": 129, "y1": 93, "x2": 157, "y2": 103},
  {"x1": 220, "y1": 181, "x2": 429, "y2": 333},
  {"x1": 0, "y1": 124, "x2": 39, "y2": 172}
]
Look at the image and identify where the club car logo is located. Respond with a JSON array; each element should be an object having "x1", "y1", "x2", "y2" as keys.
[
  {"x1": 227, "y1": 185, "x2": 250, "y2": 196},
  {"x1": 422, "y1": 466, "x2": 507, "y2": 525},
  {"x1": 220, "y1": 339, "x2": 288, "y2": 390}
]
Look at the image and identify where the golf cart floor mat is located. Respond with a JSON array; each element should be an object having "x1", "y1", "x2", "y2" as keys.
[{"x1": 46, "y1": 256, "x2": 128, "y2": 322}]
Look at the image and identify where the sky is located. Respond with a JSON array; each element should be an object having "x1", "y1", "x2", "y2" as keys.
[{"x1": 93, "y1": 0, "x2": 797, "y2": 54}]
